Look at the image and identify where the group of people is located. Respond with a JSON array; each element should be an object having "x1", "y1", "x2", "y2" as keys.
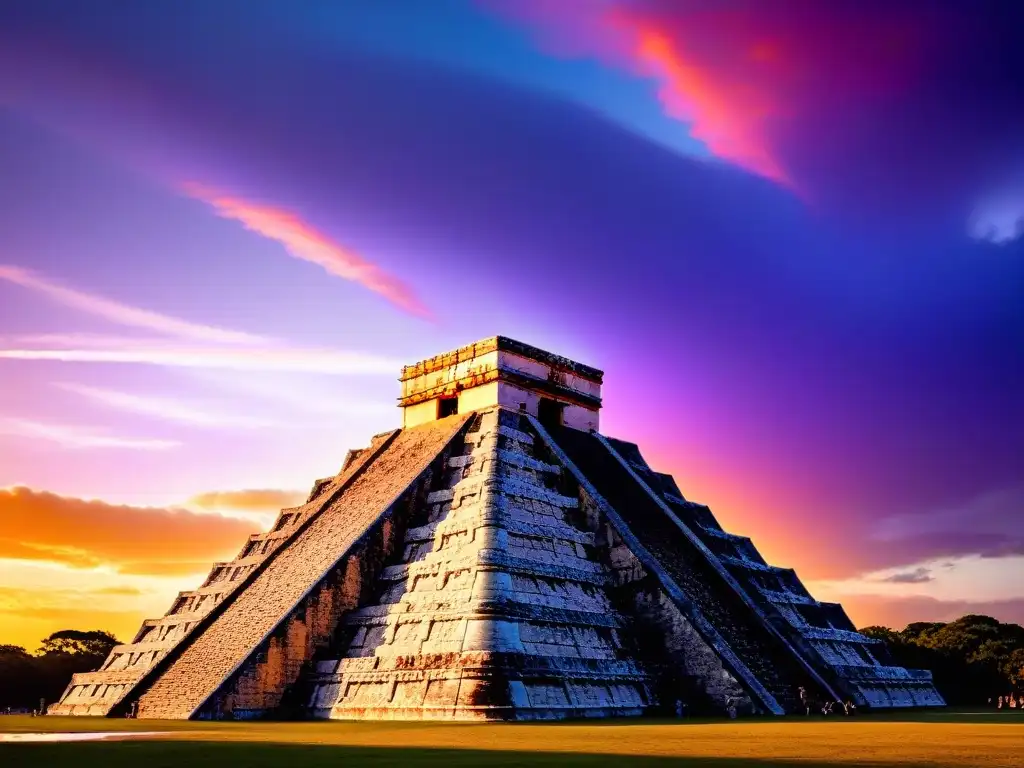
[
  {"x1": 993, "y1": 693, "x2": 1020, "y2": 709},
  {"x1": 797, "y1": 687, "x2": 857, "y2": 716},
  {"x1": 25, "y1": 699, "x2": 47, "y2": 716}
]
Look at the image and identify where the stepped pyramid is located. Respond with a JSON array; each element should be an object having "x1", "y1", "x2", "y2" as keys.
[{"x1": 51, "y1": 337, "x2": 944, "y2": 720}]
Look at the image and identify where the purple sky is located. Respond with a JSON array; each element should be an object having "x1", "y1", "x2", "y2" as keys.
[{"x1": 0, "y1": 0, "x2": 1022, "y2": 646}]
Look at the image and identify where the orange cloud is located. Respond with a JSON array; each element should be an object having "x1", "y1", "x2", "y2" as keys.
[
  {"x1": 0, "y1": 585, "x2": 156, "y2": 649},
  {"x1": 187, "y1": 488, "x2": 306, "y2": 515},
  {"x1": 183, "y1": 184, "x2": 432, "y2": 319},
  {"x1": 0, "y1": 487, "x2": 257, "y2": 576}
]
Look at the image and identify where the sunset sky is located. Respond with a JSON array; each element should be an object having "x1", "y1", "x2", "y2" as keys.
[{"x1": 1, "y1": 0, "x2": 1022, "y2": 650}]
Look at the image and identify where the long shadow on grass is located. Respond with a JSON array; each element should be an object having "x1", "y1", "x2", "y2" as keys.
[{"x1": 1, "y1": 741, "x2": 944, "y2": 768}]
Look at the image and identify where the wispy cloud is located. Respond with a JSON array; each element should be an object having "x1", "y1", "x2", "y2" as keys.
[
  {"x1": 0, "y1": 333, "x2": 401, "y2": 374},
  {"x1": 879, "y1": 567, "x2": 934, "y2": 584},
  {"x1": 0, "y1": 265, "x2": 266, "y2": 344},
  {"x1": 968, "y1": 189, "x2": 1024, "y2": 245},
  {"x1": 0, "y1": 418, "x2": 178, "y2": 450},
  {"x1": 55, "y1": 382, "x2": 276, "y2": 428},
  {"x1": 188, "y1": 369, "x2": 395, "y2": 417},
  {"x1": 873, "y1": 486, "x2": 1024, "y2": 553},
  {"x1": 0, "y1": 267, "x2": 404, "y2": 379},
  {"x1": 808, "y1": 553, "x2": 1024, "y2": 604},
  {"x1": 493, "y1": 2, "x2": 938, "y2": 198},
  {"x1": 182, "y1": 183, "x2": 433, "y2": 319}
]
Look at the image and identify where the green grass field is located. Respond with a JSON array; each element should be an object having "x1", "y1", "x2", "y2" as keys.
[{"x1": 2, "y1": 710, "x2": 1022, "y2": 767}]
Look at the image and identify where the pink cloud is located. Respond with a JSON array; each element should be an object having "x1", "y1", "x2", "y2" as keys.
[
  {"x1": 491, "y1": 1, "x2": 936, "y2": 193},
  {"x1": 618, "y1": 17, "x2": 791, "y2": 188},
  {"x1": 183, "y1": 184, "x2": 432, "y2": 320}
]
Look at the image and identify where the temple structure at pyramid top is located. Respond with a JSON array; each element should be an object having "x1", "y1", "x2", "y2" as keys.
[
  {"x1": 398, "y1": 335, "x2": 603, "y2": 431},
  {"x1": 52, "y1": 337, "x2": 944, "y2": 720}
]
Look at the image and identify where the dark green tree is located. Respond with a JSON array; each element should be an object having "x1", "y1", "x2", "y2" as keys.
[
  {"x1": 861, "y1": 615, "x2": 1024, "y2": 705},
  {"x1": 1002, "y1": 648, "x2": 1024, "y2": 687},
  {"x1": 37, "y1": 630, "x2": 119, "y2": 659},
  {"x1": 0, "y1": 630, "x2": 120, "y2": 711},
  {"x1": 0, "y1": 644, "x2": 40, "y2": 710}
]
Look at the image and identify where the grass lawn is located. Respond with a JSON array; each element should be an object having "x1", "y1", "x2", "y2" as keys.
[{"x1": 1, "y1": 710, "x2": 1021, "y2": 767}]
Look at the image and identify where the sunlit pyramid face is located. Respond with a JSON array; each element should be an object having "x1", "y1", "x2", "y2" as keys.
[{"x1": 51, "y1": 339, "x2": 943, "y2": 721}]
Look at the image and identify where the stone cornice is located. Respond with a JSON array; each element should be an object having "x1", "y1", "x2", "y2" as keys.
[
  {"x1": 400, "y1": 336, "x2": 603, "y2": 384},
  {"x1": 398, "y1": 364, "x2": 602, "y2": 410}
]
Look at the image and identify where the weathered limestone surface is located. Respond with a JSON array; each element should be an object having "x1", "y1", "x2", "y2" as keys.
[
  {"x1": 50, "y1": 430, "x2": 400, "y2": 717},
  {"x1": 536, "y1": 421, "x2": 836, "y2": 714},
  {"x1": 51, "y1": 523, "x2": 299, "y2": 716},
  {"x1": 52, "y1": 334, "x2": 943, "y2": 719},
  {"x1": 307, "y1": 409, "x2": 651, "y2": 720},
  {"x1": 130, "y1": 415, "x2": 470, "y2": 719},
  {"x1": 593, "y1": 435, "x2": 945, "y2": 710},
  {"x1": 399, "y1": 336, "x2": 602, "y2": 432}
]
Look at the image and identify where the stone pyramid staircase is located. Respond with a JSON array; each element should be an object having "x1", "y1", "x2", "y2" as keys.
[
  {"x1": 539, "y1": 423, "x2": 835, "y2": 714},
  {"x1": 51, "y1": 335, "x2": 944, "y2": 720},
  {"x1": 119, "y1": 415, "x2": 471, "y2": 719},
  {"x1": 304, "y1": 408, "x2": 652, "y2": 719}
]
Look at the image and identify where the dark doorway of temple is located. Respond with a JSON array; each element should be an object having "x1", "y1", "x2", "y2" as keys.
[
  {"x1": 537, "y1": 397, "x2": 564, "y2": 430},
  {"x1": 438, "y1": 396, "x2": 459, "y2": 418}
]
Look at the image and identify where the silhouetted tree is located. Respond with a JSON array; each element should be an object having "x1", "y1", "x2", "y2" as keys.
[
  {"x1": 861, "y1": 615, "x2": 1024, "y2": 705},
  {"x1": 0, "y1": 630, "x2": 119, "y2": 711},
  {"x1": 1001, "y1": 648, "x2": 1024, "y2": 687},
  {"x1": 0, "y1": 644, "x2": 40, "y2": 710},
  {"x1": 37, "y1": 630, "x2": 119, "y2": 660}
]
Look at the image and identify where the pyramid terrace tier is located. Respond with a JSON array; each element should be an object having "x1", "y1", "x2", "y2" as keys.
[
  {"x1": 312, "y1": 652, "x2": 649, "y2": 720},
  {"x1": 596, "y1": 431, "x2": 946, "y2": 711},
  {"x1": 51, "y1": 376, "x2": 944, "y2": 719},
  {"x1": 541, "y1": 424, "x2": 835, "y2": 714},
  {"x1": 48, "y1": 427, "x2": 401, "y2": 717},
  {"x1": 47, "y1": 501, "x2": 312, "y2": 716},
  {"x1": 297, "y1": 409, "x2": 654, "y2": 720}
]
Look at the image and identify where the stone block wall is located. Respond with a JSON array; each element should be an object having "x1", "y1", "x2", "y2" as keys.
[
  {"x1": 614, "y1": 435, "x2": 946, "y2": 710},
  {"x1": 307, "y1": 408, "x2": 650, "y2": 720},
  {"x1": 50, "y1": 429, "x2": 403, "y2": 717},
  {"x1": 126, "y1": 416, "x2": 470, "y2": 719},
  {"x1": 54, "y1": 398, "x2": 943, "y2": 720},
  {"x1": 550, "y1": 454, "x2": 752, "y2": 715}
]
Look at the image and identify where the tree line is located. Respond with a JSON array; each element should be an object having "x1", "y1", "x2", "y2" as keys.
[
  {"x1": 2, "y1": 615, "x2": 1022, "y2": 712},
  {"x1": 0, "y1": 630, "x2": 119, "y2": 712},
  {"x1": 860, "y1": 614, "x2": 1024, "y2": 704}
]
